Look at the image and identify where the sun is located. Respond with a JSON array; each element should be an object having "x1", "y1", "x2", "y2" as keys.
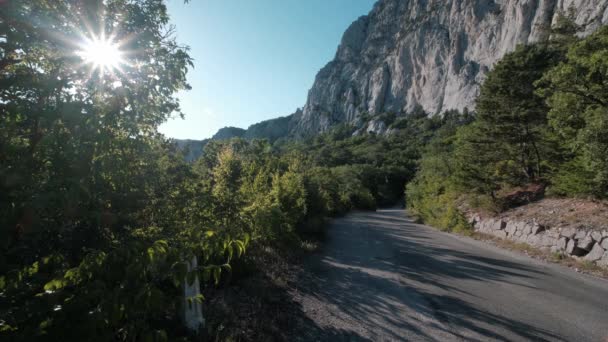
[{"x1": 77, "y1": 34, "x2": 125, "y2": 75}]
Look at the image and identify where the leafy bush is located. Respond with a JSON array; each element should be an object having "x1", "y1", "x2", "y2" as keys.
[{"x1": 405, "y1": 110, "x2": 473, "y2": 231}]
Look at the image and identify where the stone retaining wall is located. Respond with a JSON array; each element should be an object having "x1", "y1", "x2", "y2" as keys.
[{"x1": 470, "y1": 215, "x2": 608, "y2": 268}]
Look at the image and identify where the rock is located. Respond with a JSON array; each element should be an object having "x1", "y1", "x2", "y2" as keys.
[
  {"x1": 474, "y1": 221, "x2": 483, "y2": 232},
  {"x1": 505, "y1": 222, "x2": 518, "y2": 236},
  {"x1": 539, "y1": 234, "x2": 557, "y2": 248},
  {"x1": 493, "y1": 230, "x2": 507, "y2": 239},
  {"x1": 493, "y1": 220, "x2": 507, "y2": 231},
  {"x1": 484, "y1": 219, "x2": 495, "y2": 232},
  {"x1": 602, "y1": 238, "x2": 608, "y2": 250},
  {"x1": 530, "y1": 223, "x2": 545, "y2": 235},
  {"x1": 590, "y1": 231, "x2": 603, "y2": 242},
  {"x1": 577, "y1": 236, "x2": 595, "y2": 251},
  {"x1": 474, "y1": 220, "x2": 483, "y2": 230},
  {"x1": 527, "y1": 235, "x2": 541, "y2": 246},
  {"x1": 560, "y1": 227, "x2": 577, "y2": 239},
  {"x1": 289, "y1": 0, "x2": 608, "y2": 136},
  {"x1": 584, "y1": 244, "x2": 606, "y2": 262},
  {"x1": 522, "y1": 224, "x2": 533, "y2": 236},
  {"x1": 574, "y1": 230, "x2": 588, "y2": 240},
  {"x1": 385, "y1": 127, "x2": 400, "y2": 135},
  {"x1": 468, "y1": 215, "x2": 479, "y2": 225},
  {"x1": 557, "y1": 237, "x2": 568, "y2": 251},
  {"x1": 566, "y1": 239, "x2": 577, "y2": 255},
  {"x1": 364, "y1": 119, "x2": 388, "y2": 135},
  {"x1": 597, "y1": 252, "x2": 608, "y2": 268}
]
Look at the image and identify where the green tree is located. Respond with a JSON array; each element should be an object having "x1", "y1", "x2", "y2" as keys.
[
  {"x1": 0, "y1": 1, "x2": 251, "y2": 340},
  {"x1": 454, "y1": 44, "x2": 562, "y2": 198},
  {"x1": 538, "y1": 26, "x2": 608, "y2": 197},
  {"x1": 406, "y1": 111, "x2": 472, "y2": 230}
]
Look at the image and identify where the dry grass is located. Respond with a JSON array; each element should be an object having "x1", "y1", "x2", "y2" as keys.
[
  {"x1": 499, "y1": 197, "x2": 608, "y2": 231},
  {"x1": 300, "y1": 240, "x2": 320, "y2": 253}
]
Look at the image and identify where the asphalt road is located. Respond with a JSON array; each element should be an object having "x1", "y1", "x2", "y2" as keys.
[{"x1": 291, "y1": 208, "x2": 608, "y2": 341}]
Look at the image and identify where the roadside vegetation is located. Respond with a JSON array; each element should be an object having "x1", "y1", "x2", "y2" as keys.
[
  {"x1": 406, "y1": 14, "x2": 608, "y2": 231},
  {"x1": 0, "y1": 1, "x2": 433, "y2": 340},
  {"x1": 2, "y1": 1, "x2": 607, "y2": 340}
]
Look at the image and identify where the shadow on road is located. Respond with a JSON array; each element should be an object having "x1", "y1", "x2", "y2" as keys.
[{"x1": 289, "y1": 209, "x2": 567, "y2": 341}]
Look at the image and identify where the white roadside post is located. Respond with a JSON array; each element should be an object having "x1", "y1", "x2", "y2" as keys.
[{"x1": 183, "y1": 256, "x2": 205, "y2": 331}]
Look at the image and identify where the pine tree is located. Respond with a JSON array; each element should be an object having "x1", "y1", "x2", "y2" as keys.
[
  {"x1": 538, "y1": 26, "x2": 608, "y2": 197},
  {"x1": 454, "y1": 44, "x2": 563, "y2": 198}
]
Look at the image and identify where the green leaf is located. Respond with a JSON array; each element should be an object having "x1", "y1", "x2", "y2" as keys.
[
  {"x1": 63, "y1": 268, "x2": 78, "y2": 282},
  {"x1": 212, "y1": 267, "x2": 221, "y2": 285},
  {"x1": 43, "y1": 279, "x2": 65, "y2": 292},
  {"x1": 147, "y1": 247, "x2": 155, "y2": 262},
  {"x1": 186, "y1": 293, "x2": 205, "y2": 305}
]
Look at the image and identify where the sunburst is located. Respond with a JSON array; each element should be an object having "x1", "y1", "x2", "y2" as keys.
[{"x1": 76, "y1": 32, "x2": 126, "y2": 77}]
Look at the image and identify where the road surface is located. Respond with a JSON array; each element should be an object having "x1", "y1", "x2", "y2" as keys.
[{"x1": 291, "y1": 208, "x2": 608, "y2": 341}]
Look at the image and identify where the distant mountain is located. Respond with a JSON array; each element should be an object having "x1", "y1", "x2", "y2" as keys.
[
  {"x1": 173, "y1": 112, "x2": 297, "y2": 161},
  {"x1": 184, "y1": 0, "x2": 608, "y2": 155},
  {"x1": 290, "y1": 0, "x2": 608, "y2": 136},
  {"x1": 211, "y1": 127, "x2": 246, "y2": 140},
  {"x1": 243, "y1": 113, "x2": 295, "y2": 142},
  {"x1": 173, "y1": 139, "x2": 208, "y2": 162}
]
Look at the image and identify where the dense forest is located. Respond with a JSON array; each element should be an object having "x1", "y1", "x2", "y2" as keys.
[{"x1": 1, "y1": 1, "x2": 607, "y2": 340}]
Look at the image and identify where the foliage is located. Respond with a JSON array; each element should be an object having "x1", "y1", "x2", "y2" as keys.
[
  {"x1": 280, "y1": 109, "x2": 442, "y2": 207},
  {"x1": 0, "y1": 0, "x2": 248, "y2": 340},
  {"x1": 410, "y1": 13, "x2": 608, "y2": 228},
  {"x1": 3, "y1": 1, "x2": 607, "y2": 339},
  {"x1": 406, "y1": 110, "x2": 474, "y2": 231},
  {"x1": 537, "y1": 26, "x2": 608, "y2": 197},
  {"x1": 453, "y1": 44, "x2": 563, "y2": 197}
]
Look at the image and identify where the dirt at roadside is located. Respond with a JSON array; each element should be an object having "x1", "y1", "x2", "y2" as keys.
[
  {"x1": 200, "y1": 242, "x2": 319, "y2": 341},
  {"x1": 499, "y1": 198, "x2": 608, "y2": 231}
]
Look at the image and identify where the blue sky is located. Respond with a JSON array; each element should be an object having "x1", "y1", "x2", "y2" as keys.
[{"x1": 159, "y1": 0, "x2": 376, "y2": 140}]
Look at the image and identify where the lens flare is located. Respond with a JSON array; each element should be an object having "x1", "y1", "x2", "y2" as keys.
[{"x1": 77, "y1": 34, "x2": 125, "y2": 75}]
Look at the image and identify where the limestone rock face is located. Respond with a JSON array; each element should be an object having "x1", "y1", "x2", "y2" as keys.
[{"x1": 289, "y1": 0, "x2": 608, "y2": 136}]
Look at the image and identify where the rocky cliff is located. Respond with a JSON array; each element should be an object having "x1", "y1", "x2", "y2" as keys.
[{"x1": 289, "y1": 0, "x2": 608, "y2": 136}]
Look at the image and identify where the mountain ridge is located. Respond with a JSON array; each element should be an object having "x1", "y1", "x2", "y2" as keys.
[{"x1": 181, "y1": 0, "x2": 608, "y2": 147}]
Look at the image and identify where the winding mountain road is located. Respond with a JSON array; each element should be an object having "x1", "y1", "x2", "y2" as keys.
[{"x1": 291, "y1": 208, "x2": 608, "y2": 341}]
